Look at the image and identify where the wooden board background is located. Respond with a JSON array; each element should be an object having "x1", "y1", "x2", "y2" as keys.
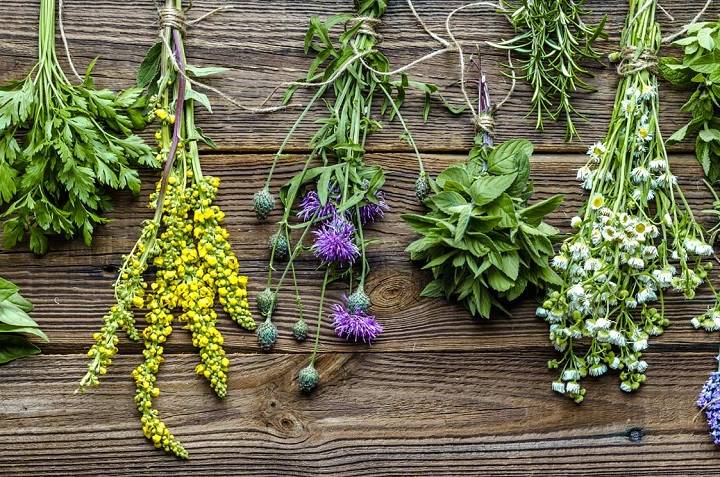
[{"x1": 1, "y1": 0, "x2": 720, "y2": 475}]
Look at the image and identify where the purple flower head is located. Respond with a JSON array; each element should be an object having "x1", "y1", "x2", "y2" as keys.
[
  {"x1": 297, "y1": 190, "x2": 337, "y2": 222},
  {"x1": 311, "y1": 215, "x2": 359, "y2": 265},
  {"x1": 359, "y1": 191, "x2": 389, "y2": 226},
  {"x1": 698, "y1": 371, "x2": 720, "y2": 445},
  {"x1": 331, "y1": 303, "x2": 383, "y2": 343}
]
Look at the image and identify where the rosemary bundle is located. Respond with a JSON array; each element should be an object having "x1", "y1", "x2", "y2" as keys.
[
  {"x1": 79, "y1": 0, "x2": 253, "y2": 458},
  {"x1": 403, "y1": 71, "x2": 563, "y2": 318},
  {"x1": 0, "y1": 276, "x2": 46, "y2": 364},
  {"x1": 537, "y1": 0, "x2": 713, "y2": 403},
  {"x1": 490, "y1": 0, "x2": 606, "y2": 140},
  {"x1": 0, "y1": 0, "x2": 156, "y2": 254},
  {"x1": 253, "y1": 0, "x2": 433, "y2": 393}
]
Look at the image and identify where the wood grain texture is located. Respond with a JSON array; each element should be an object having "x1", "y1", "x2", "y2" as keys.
[
  {"x1": 2, "y1": 352, "x2": 720, "y2": 476},
  {"x1": 2, "y1": 0, "x2": 720, "y2": 474},
  {"x1": 0, "y1": 0, "x2": 713, "y2": 153}
]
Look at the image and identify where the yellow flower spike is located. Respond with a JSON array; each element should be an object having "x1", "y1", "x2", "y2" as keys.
[{"x1": 154, "y1": 109, "x2": 168, "y2": 120}]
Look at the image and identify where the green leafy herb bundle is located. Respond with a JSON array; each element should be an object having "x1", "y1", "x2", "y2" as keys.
[
  {"x1": 0, "y1": 0, "x2": 157, "y2": 254},
  {"x1": 79, "y1": 0, "x2": 254, "y2": 458},
  {"x1": 253, "y1": 0, "x2": 434, "y2": 394},
  {"x1": 538, "y1": 0, "x2": 713, "y2": 403},
  {"x1": 403, "y1": 73, "x2": 562, "y2": 318},
  {"x1": 0, "y1": 276, "x2": 46, "y2": 364},
  {"x1": 490, "y1": 0, "x2": 607, "y2": 140},
  {"x1": 660, "y1": 19, "x2": 720, "y2": 181}
]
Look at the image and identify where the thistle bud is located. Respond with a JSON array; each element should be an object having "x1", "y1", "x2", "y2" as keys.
[
  {"x1": 256, "y1": 288, "x2": 276, "y2": 317},
  {"x1": 415, "y1": 173, "x2": 431, "y2": 201},
  {"x1": 292, "y1": 319, "x2": 308, "y2": 342},
  {"x1": 269, "y1": 233, "x2": 289, "y2": 261},
  {"x1": 256, "y1": 317, "x2": 278, "y2": 352},
  {"x1": 347, "y1": 288, "x2": 371, "y2": 313},
  {"x1": 253, "y1": 188, "x2": 275, "y2": 221},
  {"x1": 297, "y1": 364, "x2": 320, "y2": 393}
]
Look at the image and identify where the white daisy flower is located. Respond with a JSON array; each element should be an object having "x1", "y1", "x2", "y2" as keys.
[
  {"x1": 631, "y1": 166, "x2": 650, "y2": 183},
  {"x1": 649, "y1": 159, "x2": 666, "y2": 171},
  {"x1": 551, "y1": 381, "x2": 566, "y2": 393},
  {"x1": 586, "y1": 142, "x2": 606, "y2": 160},
  {"x1": 628, "y1": 256, "x2": 644, "y2": 269},
  {"x1": 576, "y1": 165, "x2": 592, "y2": 181},
  {"x1": 566, "y1": 382, "x2": 581, "y2": 394},
  {"x1": 570, "y1": 216, "x2": 582, "y2": 228},
  {"x1": 552, "y1": 254, "x2": 569, "y2": 270}
]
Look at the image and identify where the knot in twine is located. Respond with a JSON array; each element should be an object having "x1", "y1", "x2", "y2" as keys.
[
  {"x1": 474, "y1": 112, "x2": 495, "y2": 136},
  {"x1": 612, "y1": 47, "x2": 657, "y2": 76},
  {"x1": 346, "y1": 16, "x2": 382, "y2": 42},
  {"x1": 159, "y1": 6, "x2": 188, "y2": 35}
]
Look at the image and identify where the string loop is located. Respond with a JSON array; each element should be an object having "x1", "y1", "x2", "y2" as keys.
[{"x1": 613, "y1": 47, "x2": 658, "y2": 76}]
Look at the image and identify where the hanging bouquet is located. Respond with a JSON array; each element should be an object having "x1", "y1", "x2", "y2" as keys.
[
  {"x1": 490, "y1": 0, "x2": 606, "y2": 140},
  {"x1": 403, "y1": 71, "x2": 563, "y2": 318},
  {"x1": 79, "y1": 0, "x2": 254, "y2": 458},
  {"x1": 253, "y1": 0, "x2": 434, "y2": 393},
  {"x1": 0, "y1": 0, "x2": 156, "y2": 254},
  {"x1": 537, "y1": 0, "x2": 713, "y2": 403}
]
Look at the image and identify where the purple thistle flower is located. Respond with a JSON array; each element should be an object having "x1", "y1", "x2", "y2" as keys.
[
  {"x1": 359, "y1": 191, "x2": 389, "y2": 226},
  {"x1": 297, "y1": 190, "x2": 337, "y2": 222},
  {"x1": 331, "y1": 303, "x2": 383, "y2": 343},
  {"x1": 698, "y1": 371, "x2": 720, "y2": 445},
  {"x1": 311, "y1": 215, "x2": 359, "y2": 265}
]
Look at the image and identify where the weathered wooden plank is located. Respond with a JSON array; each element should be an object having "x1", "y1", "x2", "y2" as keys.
[
  {"x1": 0, "y1": 153, "x2": 717, "y2": 354},
  {"x1": 0, "y1": 351, "x2": 719, "y2": 475},
  {"x1": 0, "y1": 0, "x2": 710, "y2": 153}
]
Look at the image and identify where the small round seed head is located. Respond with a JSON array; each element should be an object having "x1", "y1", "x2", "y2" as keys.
[
  {"x1": 256, "y1": 318, "x2": 278, "y2": 351},
  {"x1": 415, "y1": 173, "x2": 431, "y2": 201},
  {"x1": 256, "y1": 288, "x2": 277, "y2": 317},
  {"x1": 269, "y1": 233, "x2": 289, "y2": 261},
  {"x1": 253, "y1": 188, "x2": 275, "y2": 221},
  {"x1": 297, "y1": 364, "x2": 320, "y2": 393},
  {"x1": 292, "y1": 319, "x2": 308, "y2": 342},
  {"x1": 347, "y1": 288, "x2": 371, "y2": 313}
]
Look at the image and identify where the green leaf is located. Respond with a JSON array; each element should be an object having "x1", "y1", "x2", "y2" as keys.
[
  {"x1": 0, "y1": 301, "x2": 39, "y2": 328},
  {"x1": 668, "y1": 123, "x2": 689, "y2": 143},
  {"x1": 486, "y1": 267, "x2": 514, "y2": 292},
  {"x1": 519, "y1": 194, "x2": 563, "y2": 226},
  {"x1": 431, "y1": 191, "x2": 467, "y2": 214},
  {"x1": 420, "y1": 279, "x2": 445, "y2": 298},
  {"x1": 0, "y1": 277, "x2": 20, "y2": 302},
  {"x1": 697, "y1": 28, "x2": 715, "y2": 51},
  {"x1": 0, "y1": 334, "x2": 40, "y2": 364},
  {"x1": 0, "y1": 324, "x2": 48, "y2": 342},
  {"x1": 699, "y1": 128, "x2": 720, "y2": 142},
  {"x1": 487, "y1": 139, "x2": 532, "y2": 175},
  {"x1": 186, "y1": 89, "x2": 213, "y2": 113},
  {"x1": 137, "y1": 42, "x2": 162, "y2": 88},
  {"x1": 185, "y1": 64, "x2": 229, "y2": 78},
  {"x1": 469, "y1": 173, "x2": 517, "y2": 207}
]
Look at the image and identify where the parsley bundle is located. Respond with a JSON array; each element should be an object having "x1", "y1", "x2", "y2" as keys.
[
  {"x1": 403, "y1": 67, "x2": 562, "y2": 318},
  {"x1": 0, "y1": 0, "x2": 156, "y2": 254},
  {"x1": 660, "y1": 19, "x2": 720, "y2": 181},
  {"x1": 538, "y1": 0, "x2": 713, "y2": 403},
  {"x1": 0, "y1": 276, "x2": 47, "y2": 364},
  {"x1": 79, "y1": 0, "x2": 254, "y2": 458},
  {"x1": 253, "y1": 0, "x2": 433, "y2": 394},
  {"x1": 489, "y1": 0, "x2": 606, "y2": 140}
]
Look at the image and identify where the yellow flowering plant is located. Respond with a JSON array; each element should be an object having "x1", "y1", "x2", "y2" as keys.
[{"x1": 78, "y1": 0, "x2": 254, "y2": 458}]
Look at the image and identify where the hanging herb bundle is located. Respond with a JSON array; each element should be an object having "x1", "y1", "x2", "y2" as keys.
[
  {"x1": 253, "y1": 0, "x2": 434, "y2": 394},
  {"x1": 660, "y1": 18, "x2": 720, "y2": 181},
  {"x1": 489, "y1": 0, "x2": 607, "y2": 141},
  {"x1": 78, "y1": 0, "x2": 254, "y2": 458},
  {"x1": 403, "y1": 69, "x2": 563, "y2": 318},
  {"x1": 0, "y1": 276, "x2": 47, "y2": 364},
  {"x1": 537, "y1": 0, "x2": 713, "y2": 403},
  {"x1": 0, "y1": 0, "x2": 156, "y2": 254}
]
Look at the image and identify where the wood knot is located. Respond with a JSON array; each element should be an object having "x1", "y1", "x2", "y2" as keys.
[
  {"x1": 626, "y1": 427, "x2": 645, "y2": 442},
  {"x1": 366, "y1": 270, "x2": 421, "y2": 312}
]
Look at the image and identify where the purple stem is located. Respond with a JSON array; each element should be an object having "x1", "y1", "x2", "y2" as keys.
[
  {"x1": 156, "y1": 29, "x2": 187, "y2": 208},
  {"x1": 478, "y1": 70, "x2": 493, "y2": 148}
]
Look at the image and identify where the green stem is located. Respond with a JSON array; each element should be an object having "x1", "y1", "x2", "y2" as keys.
[{"x1": 310, "y1": 268, "x2": 331, "y2": 364}]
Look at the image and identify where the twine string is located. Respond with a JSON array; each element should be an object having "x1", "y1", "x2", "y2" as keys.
[
  {"x1": 475, "y1": 112, "x2": 495, "y2": 135},
  {"x1": 58, "y1": 0, "x2": 83, "y2": 82},
  {"x1": 158, "y1": 5, "x2": 188, "y2": 35},
  {"x1": 346, "y1": 16, "x2": 383, "y2": 42},
  {"x1": 662, "y1": 0, "x2": 714, "y2": 44},
  {"x1": 615, "y1": 46, "x2": 658, "y2": 76}
]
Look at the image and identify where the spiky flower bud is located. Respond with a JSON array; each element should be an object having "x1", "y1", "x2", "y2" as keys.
[
  {"x1": 292, "y1": 319, "x2": 308, "y2": 342},
  {"x1": 269, "y1": 233, "x2": 289, "y2": 261},
  {"x1": 298, "y1": 364, "x2": 320, "y2": 393},
  {"x1": 253, "y1": 188, "x2": 275, "y2": 221},
  {"x1": 347, "y1": 288, "x2": 371, "y2": 313},
  {"x1": 256, "y1": 317, "x2": 278, "y2": 351},
  {"x1": 415, "y1": 173, "x2": 431, "y2": 201},
  {"x1": 256, "y1": 288, "x2": 276, "y2": 317}
]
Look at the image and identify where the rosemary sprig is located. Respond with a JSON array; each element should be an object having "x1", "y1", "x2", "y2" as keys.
[{"x1": 489, "y1": 0, "x2": 607, "y2": 141}]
